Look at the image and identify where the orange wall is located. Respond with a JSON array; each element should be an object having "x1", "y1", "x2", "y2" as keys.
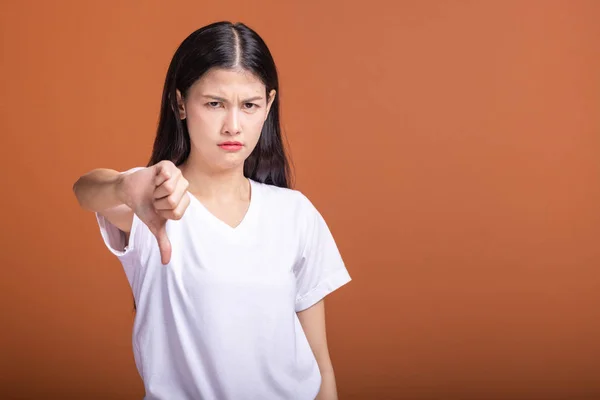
[{"x1": 2, "y1": 1, "x2": 599, "y2": 399}]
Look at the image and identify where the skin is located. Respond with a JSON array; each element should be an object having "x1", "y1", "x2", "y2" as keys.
[{"x1": 73, "y1": 67, "x2": 338, "y2": 399}]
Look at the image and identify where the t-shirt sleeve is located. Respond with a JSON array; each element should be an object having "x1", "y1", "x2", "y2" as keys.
[
  {"x1": 96, "y1": 211, "x2": 144, "y2": 285},
  {"x1": 293, "y1": 194, "x2": 352, "y2": 312},
  {"x1": 94, "y1": 166, "x2": 146, "y2": 262},
  {"x1": 95, "y1": 211, "x2": 141, "y2": 259}
]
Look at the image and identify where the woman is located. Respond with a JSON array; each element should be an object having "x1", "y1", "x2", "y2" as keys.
[{"x1": 73, "y1": 21, "x2": 351, "y2": 400}]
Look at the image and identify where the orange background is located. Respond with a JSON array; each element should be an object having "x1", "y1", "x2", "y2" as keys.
[{"x1": 2, "y1": 1, "x2": 599, "y2": 399}]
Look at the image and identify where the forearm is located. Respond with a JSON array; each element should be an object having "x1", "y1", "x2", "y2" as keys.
[
  {"x1": 73, "y1": 168, "x2": 124, "y2": 212},
  {"x1": 316, "y1": 368, "x2": 338, "y2": 400}
]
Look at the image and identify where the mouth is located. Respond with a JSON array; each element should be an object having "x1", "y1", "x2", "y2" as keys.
[{"x1": 218, "y1": 141, "x2": 243, "y2": 151}]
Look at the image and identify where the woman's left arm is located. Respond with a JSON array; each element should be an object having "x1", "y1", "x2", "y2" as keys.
[{"x1": 297, "y1": 299, "x2": 338, "y2": 400}]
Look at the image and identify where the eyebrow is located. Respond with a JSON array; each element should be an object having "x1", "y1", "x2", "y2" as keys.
[{"x1": 202, "y1": 95, "x2": 264, "y2": 103}]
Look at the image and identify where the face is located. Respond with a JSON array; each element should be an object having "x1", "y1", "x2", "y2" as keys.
[{"x1": 177, "y1": 68, "x2": 276, "y2": 173}]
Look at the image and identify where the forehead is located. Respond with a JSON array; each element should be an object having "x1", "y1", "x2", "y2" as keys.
[{"x1": 191, "y1": 68, "x2": 265, "y2": 95}]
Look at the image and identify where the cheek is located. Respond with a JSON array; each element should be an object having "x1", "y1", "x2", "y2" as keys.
[
  {"x1": 246, "y1": 113, "x2": 268, "y2": 138},
  {"x1": 244, "y1": 124, "x2": 263, "y2": 150},
  {"x1": 187, "y1": 109, "x2": 218, "y2": 136}
]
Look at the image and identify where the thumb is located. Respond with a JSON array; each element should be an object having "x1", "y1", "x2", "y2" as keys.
[{"x1": 152, "y1": 220, "x2": 172, "y2": 265}]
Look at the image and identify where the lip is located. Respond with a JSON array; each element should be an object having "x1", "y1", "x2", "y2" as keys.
[{"x1": 218, "y1": 141, "x2": 243, "y2": 151}]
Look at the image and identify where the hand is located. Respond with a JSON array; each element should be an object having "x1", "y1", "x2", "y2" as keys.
[{"x1": 117, "y1": 160, "x2": 190, "y2": 265}]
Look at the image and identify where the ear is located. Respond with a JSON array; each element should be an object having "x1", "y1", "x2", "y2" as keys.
[
  {"x1": 176, "y1": 89, "x2": 186, "y2": 120},
  {"x1": 265, "y1": 89, "x2": 276, "y2": 121}
]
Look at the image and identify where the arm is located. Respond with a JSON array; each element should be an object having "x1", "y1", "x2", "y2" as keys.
[
  {"x1": 74, "y1": 162, "x2": 189, "y2": 265},
  {"x1": 297, "y1": 299, "x2": 338, "y2": 400},
  {"x1": 72, "y1": 168, "x2": 134, "y2": 233}
]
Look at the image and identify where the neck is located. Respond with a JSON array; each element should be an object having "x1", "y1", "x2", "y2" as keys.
[{"x1": 180, "y1": 156, "x2": 249, "y2": 201}]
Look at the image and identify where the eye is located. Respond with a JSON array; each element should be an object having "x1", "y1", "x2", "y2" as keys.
[
  {"x1": 207, "y1": 102, "x2": 222, "y2": 108},
  {"x1": 243, "y1": 103, "x2": 258, "y2": 110}
]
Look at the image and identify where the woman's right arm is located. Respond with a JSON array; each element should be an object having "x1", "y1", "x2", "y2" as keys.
[
  {"x1": 73, "y1": 162, "x2": 190, "y2": 265},
  {"x1": 72, "y1": 168, "x2": 134, "y2": 233}
]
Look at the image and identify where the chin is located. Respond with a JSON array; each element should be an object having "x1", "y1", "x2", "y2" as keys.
[{"x1": 214, "y1": 156, "x2": 247, "y2": 172}]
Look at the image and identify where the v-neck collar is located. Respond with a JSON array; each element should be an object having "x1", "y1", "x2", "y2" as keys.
[{"x1": 186, "y1": 178, "x2": 258, "y2": 234}]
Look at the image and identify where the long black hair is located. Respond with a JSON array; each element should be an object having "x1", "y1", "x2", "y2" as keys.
[{"x1": 147, "y1": 21, "x2": 291, "y2": 188}]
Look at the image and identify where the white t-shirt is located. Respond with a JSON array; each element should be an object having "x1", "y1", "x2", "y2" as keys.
[{"x1": 96, "y1": 172, "x2": 351, "y2": 400}]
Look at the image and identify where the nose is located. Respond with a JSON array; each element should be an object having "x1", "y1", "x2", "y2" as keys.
[{"x1": 223, "y1": 108, "x2": 241, "y2": 136}]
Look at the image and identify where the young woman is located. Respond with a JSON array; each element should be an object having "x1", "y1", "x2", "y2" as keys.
[{"x1": 73, "y1": 21, "x2": 351, "y2": 400}]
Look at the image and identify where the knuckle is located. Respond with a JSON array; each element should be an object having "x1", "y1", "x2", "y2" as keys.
[
  {"x1": 163, "y1": 181, "x2": 174, "y2": 193},
  {"x1": 166, "y1": 195, "x2": 177, "y2": 208}
]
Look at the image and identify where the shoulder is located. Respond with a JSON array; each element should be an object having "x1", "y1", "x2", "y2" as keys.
[{"x1": 252, "y1": 180, "x2": 319, "y2": 217}]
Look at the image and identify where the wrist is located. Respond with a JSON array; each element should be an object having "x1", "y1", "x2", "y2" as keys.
[{"x1": 113, "y1": 171, "x2": 129, "y2": 207}]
